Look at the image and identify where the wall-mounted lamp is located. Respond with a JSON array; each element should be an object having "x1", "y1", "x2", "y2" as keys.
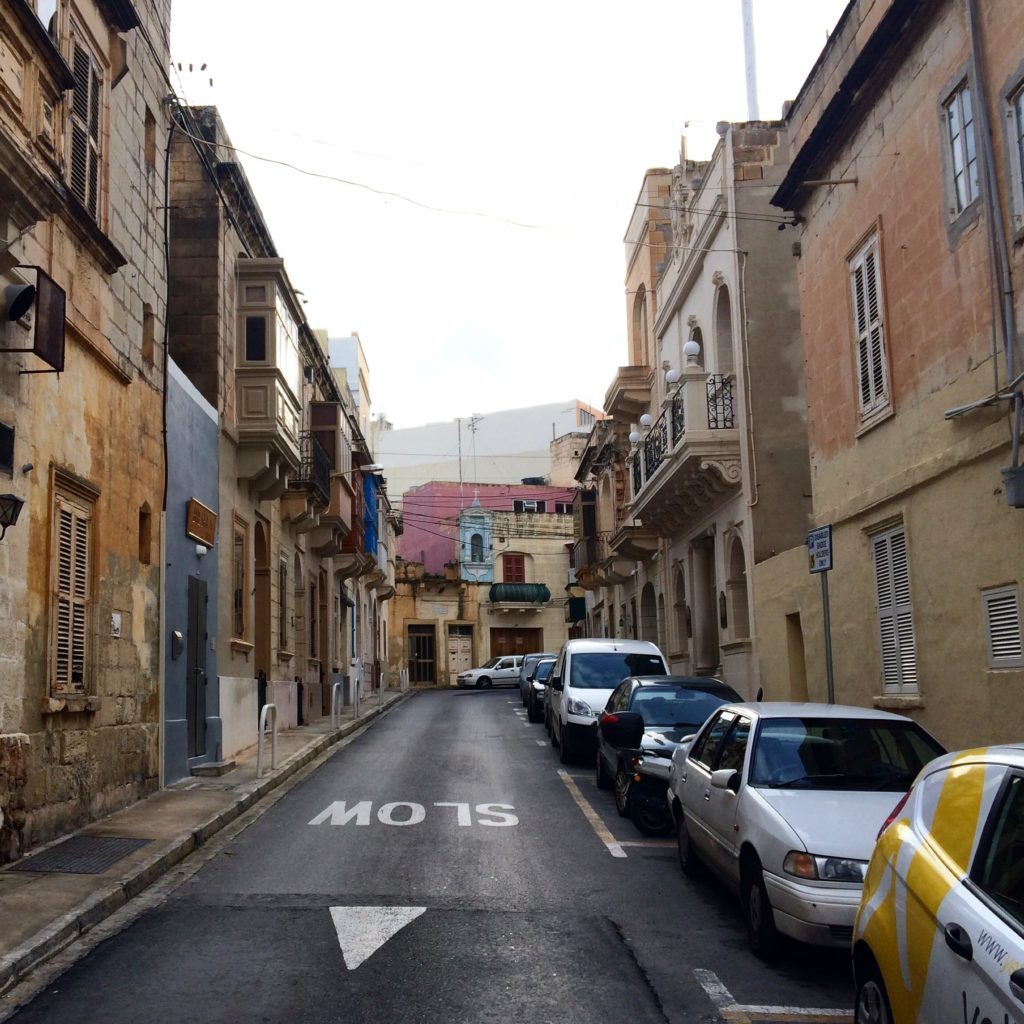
[
  {"x1": 683, "y1": 338, "x2": 702, "y2": 366},
  {"x1": 665, "y1": 367, "x2": 681, "y2": 385},
  {"x1": 0, "y1": 492, "x2": 25, "y2": 541},
  {"x1": 639, "y1": 413, "x2": 653, "y2": 428},
  {"x1": 195, "y1": 543, "x2": 208, "y2": 557},
  {"x1": 628, "y1": 430, "x2": 641, "y2": 444}
]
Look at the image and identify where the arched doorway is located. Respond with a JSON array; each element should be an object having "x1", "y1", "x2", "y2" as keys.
[
  {"x1": 317, "y1": 569, "x2": 329, "y2": 717},
  {"x1": 691, "y1": 535, "x2": 719, "y2": 672},
  {"x1": 673, "y1": 567, "x2": 690, "y2": 656},
  {"x1": 639, "y1": 583, "x2": 658, "y2": 642},
  {"x1": 293, "y1": 552, "x2": 305, "y2": 663},
  {"x1": 657, "y1": 592, "x2": 667, "y2": 652},
  {"x1": 726, "y1": 535, "x2": 750, "y2": 639},
  {"x1": 254, "y1": 522, "x2": 271, "y2": 679}
]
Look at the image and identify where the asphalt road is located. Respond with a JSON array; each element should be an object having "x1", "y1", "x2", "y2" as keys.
[{"x1": 7, "y1": 690, "x2": 855, "y2": 1023}]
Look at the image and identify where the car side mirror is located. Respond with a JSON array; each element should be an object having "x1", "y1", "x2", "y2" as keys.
[
  {"x1": 599, "y1": 711, "x2": 644, "y2": 749},
  {"x1": 551, "y1": 676, "x2": 563, "y2": 691},
  {"x1": 710, "y1": 768, "x2": 740, "y2": 793}
]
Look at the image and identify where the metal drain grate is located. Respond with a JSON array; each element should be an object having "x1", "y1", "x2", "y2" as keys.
[{"x1": 10, "y1": 836, "x2": 151, "y2": 874}]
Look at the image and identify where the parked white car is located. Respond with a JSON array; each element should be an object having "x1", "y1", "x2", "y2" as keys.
[
  {"x1": 456, "y1": 655, "x2": 524, "y2": 689},
  {"x1": 667, "y1": 702, "x2": 945, "y2": 958},
  {"x1": 548, "y1": 638, "x2": 668, "y2": 764},
  {"x1": 854, "y1": 744, "x2": 1024, "y2": 1024}
]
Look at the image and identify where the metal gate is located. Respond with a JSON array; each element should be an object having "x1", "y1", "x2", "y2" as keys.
[{"x1": 407, "y1": 625, "x2": 436, "y2": 684}]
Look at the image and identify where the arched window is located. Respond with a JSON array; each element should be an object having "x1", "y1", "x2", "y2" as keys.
[
  {"x1": 470, "y1": 533, "x2": 484, "y2": 561},
  {"x1": 714, "y1": 285, "x2": 734, "y2": 377}
]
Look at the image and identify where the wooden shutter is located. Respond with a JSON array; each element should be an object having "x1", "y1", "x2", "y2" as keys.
[
  {"x1": 983, "y1": 587, "x2": 1023, "y2": 667},
  {"x1": 503, "y1": 554, "x2": 525, "y2": 583},
  {"x1": 873, "y1": 528, "x2": 917, "y2": 691},
  {"x1": 53, "y1": 495, "x2": 91, "y2": 694},
  {"x1": 69, "y1": 40, "x2": 101, "y2": 219},
  {"x1": 850, "y1": 237, "x2": 888, "y2": 415}
]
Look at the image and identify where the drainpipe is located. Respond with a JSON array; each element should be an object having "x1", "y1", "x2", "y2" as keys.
[{"x1": 965, "y1": 0, "x2": 1022, "y2": 468}]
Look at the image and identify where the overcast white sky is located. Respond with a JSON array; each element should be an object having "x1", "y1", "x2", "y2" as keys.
[{"x1": 169, "y1": 0, "x2": 848, "y2": 429}]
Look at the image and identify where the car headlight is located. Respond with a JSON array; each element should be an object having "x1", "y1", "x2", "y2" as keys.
[
  {"x1": 566, "y1": 697, "x2": 594, "y2": 717},
  {"x1": 783, "y1": 851, "x2": 867, "y2": 882}
]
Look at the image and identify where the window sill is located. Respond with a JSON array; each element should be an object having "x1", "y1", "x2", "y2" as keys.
[
  {"x1": 872, "y1": 693, "x2": 924, "y2": 710},
  {"x1": 277, "y1": 650, "x2": 294, "y2": 662},
  {"x1": 855, "y1": 404, "x2": 895, "y2": 440},
  {"x1": 41, "y1": 695, "x2": 101, "y2": 714},
  {"x1": 63, "y1": 192, "x2": 127, "y2": 274},
  {"x1": 230, "y1": 638, "x2": 254, "y2": 655}
]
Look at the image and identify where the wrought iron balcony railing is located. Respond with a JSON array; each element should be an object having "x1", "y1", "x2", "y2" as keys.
[
  {"x1": 707, "y1": 374, "x2": 735, "y2": 429},
  {"x1": 671, "y1": 388, "x2": 685, "y2": 445},
  {"x1": 291, "y1": 431, "x2": 331, "y2": 506}
]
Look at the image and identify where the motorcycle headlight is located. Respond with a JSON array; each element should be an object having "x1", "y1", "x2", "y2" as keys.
[
  {"x1": 567, "y1": 697, "x2": 594, "y2": 717},
  {"x1": 783, "y1": 851, "x2": 867, "y2": 882}
]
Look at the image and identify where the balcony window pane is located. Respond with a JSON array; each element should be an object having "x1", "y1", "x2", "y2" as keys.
[{"x1": 245, "y1": 316, "x2": 267, "y2": 361}]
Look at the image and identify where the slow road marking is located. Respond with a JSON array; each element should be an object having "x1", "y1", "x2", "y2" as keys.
[
  {"x1": 695, "y1": 969, "x2": 852, "y2": 1023},
  {"x1": 557, "y1": 769, "x2": 626, "y2": 858},
  {"x1": 330, "y1": 906, "x2": 426, "y2": 970}
]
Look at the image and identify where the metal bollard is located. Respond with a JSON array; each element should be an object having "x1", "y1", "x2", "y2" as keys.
[
  {"x1": 330, "y1": 681, "x2": 344, "y2": 729},
  {"x1": 256, "y1": 703, "x2": 278, "y2": 778}
]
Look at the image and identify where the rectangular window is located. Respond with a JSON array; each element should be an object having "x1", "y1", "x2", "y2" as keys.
[
  {"x1": 555, "y1": 502, "x2": 572, "y2": 515},
  {"x1": 944, "y1": 81, "x2": 980, "y2": 213},
  {"x1": 245, "y1": 316, "x2": 267, "y2": 361},
  {"x1": 503, "y1": 554, "x2": 525, "y2": 583},
  {"x1": 849, "y1": 234, "x2": 889, "y2": 417},
  {"x1": 873, "y1": 526, "x2": 917, "y2": 693},
  {"x1": 232, "y1": 518, "x2": 248, "y2": 639},
  {"x1": 982, "y1": 586, "x2": 1023, "y2": 668},
  {"x1": 68, "y1": 35, "x2": 102, "y2": 220},
  {"x1": 52, "y1": 484, "x2": 94, "y2": 694}
]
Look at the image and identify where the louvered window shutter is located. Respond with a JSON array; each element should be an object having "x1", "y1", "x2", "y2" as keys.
[
  {"x1": 850, "y1": 237, "x2": 888, "y2": 415},
  {"x1": 54, "y1": 496, "x2": 91, "y2": 693},
  {"x1": 69, "y1": 41, "x2": 101, "y2": 219},
  {"x1": 983, "y1": 588, "x2": 1024, "y2": 667},
  {"x1": 873, "y1": 528, "x2": 917, "y2": 692}
]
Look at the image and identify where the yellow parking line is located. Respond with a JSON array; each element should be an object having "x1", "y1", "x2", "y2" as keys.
[{"x1": 557, "y1": 769, "x2": 627, "y2": 858}]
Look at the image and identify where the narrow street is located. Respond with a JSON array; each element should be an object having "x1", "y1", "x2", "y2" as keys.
[{"x1": 6, "y1": 692, "x2": 852, "y2": 1024}]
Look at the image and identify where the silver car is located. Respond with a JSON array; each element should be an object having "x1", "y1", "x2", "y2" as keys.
[
  {"x1": 667, "y1": 702, "x2": 945, "y2": 959},
  {"x1": 456, "y1": 655, "x2": 523, "y2": 689}
]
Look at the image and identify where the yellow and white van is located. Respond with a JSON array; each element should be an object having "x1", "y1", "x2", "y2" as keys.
[{"x1": 853, "y1": 745, "x2": 1024, "y2": 1024}]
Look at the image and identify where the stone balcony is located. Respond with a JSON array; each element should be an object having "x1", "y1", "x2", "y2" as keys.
[
  {"x1": 628, "y1": 370, "x2": 742, "y2": 533},
  {"x1": 604, "y1": 365, "x2": 655, "y2": 422},
  {"x1": 235, "y1": 367, "x2": 301, "y2": 500}
]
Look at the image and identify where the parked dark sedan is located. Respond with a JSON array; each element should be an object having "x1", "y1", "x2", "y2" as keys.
[{"x1": 595, "y1": 676, "x2": 742, "y2": 835}]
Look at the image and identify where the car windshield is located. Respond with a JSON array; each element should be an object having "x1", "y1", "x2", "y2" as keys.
[
  {"x1": 480, "y1": 657, "x2": 501, "y2": 669},
  {"x1": 533, "y1": 661, "x2": 555, "y2": 682},
  {"x1": 749, "y1": 718, "x2": 946, "y2": 791},
  {"x1": 569, "y1": 653, "x2": 667, "y2": 689},
  {"x1": 631, "y1": 688, "x2": 732, "y2": 727}
]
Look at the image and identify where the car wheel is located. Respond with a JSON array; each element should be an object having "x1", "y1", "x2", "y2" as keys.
[
  {"x1": 595, "y1": 751, "x2": 612, "y2": 790},
  {"x1": 544, "y1": 706, "x2": 551, "y2": 735},
  {"x1": 550, "y1": 717, "x2": 559, "y2": 747},
  {"x1": 613, "y1": 767, "x2": 631, "y2": 817},
  {"x1": 676, "y1": 814, "x2": 700, "y2": 874},
  {"x1": 527, "y1": 695, "x2": 540, "y2": 723},
  {"x1": 742, "y1": 856, "x2": 779, "y2": 961},
  {"x1": 558, "y1": 726, "x2": 574, "y2": 764},
  {"x1": 631, "y1": 799, "x2": 673, "y2": 837},
  {"x1": 478, "y1": 676, "x2": 491, "y2": 689},
  {"x1": 855, "y1": 957, "x2": 893, "y2": 1024}
]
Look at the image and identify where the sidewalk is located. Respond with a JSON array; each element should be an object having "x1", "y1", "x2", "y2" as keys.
[{"x1": 0, "y1": 688, "x2": 413, "y2": 995}]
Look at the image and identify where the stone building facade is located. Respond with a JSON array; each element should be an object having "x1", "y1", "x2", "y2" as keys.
[
  {"x1": 0, "y1": 0, "x2": 171, "y2": 860},
  {"x1": 755, "y1": 0, "x2": 1024, "y2": 748}
]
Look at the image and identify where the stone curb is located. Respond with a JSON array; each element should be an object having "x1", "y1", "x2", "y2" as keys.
[{"x1": 0, "y1": 693, "x2": 411, "y2": 995}]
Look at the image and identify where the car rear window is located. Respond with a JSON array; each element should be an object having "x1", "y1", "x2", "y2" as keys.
[
  {"x1": 630, "y1": 688, "x2": 733, "y2": 728},
  {"x1": 534, "y1": 661, "x2": 554, "y2": 682},
  {"x1": 749, "y1": 718, "x2": 945, "y2": 791},
  {"x1": 569, "y1": 652, "x2": 667, "y2": 689}
]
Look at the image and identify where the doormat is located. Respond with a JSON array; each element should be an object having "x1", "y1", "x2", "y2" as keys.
[{"x1": 9, "y1": 836, "x2": 151, "y2": 874}]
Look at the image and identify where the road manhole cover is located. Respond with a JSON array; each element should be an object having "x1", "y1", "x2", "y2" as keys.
[{"x1": 9, "y1": 836, "x2": 151, "y2": 874}]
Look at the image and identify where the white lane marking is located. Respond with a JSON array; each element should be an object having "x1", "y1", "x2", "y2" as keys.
[
  {"x1": 694, "y1": 969, "x2": 852, "y2": 1023},
  {"x1": 557, "y1": 769, "x2": 626, "y2": 858},
  {"x1": 330, "y1": 906, "x2": 426, "y2": 970},
  {"x1": 618, "y1": 840, "x2": 674, "y2": 848},
  {"x1": 536, "y1": 740, "x2": 547, "y2": 746}
]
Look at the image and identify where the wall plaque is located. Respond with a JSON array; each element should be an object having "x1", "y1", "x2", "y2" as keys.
[{"x1": 186, "y1": 498, "x2": 217, "y2": 547}]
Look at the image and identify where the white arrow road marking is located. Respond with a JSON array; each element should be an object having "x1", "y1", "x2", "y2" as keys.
[
  {"x1": 329, "y1": 906, "x2": 426, "y2": 970},
  {"x1": 694, "y1": 969, "x2": 852, "y2": 1022}
]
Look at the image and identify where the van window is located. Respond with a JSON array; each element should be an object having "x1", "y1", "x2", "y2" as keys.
[{"x1": 568, "y1": 652, "x2": 666, "y2": 689}]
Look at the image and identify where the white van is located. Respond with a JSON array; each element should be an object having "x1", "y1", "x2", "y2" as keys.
[{"x1": 548, "y1": 638, "x2": 668, "y2": 763}]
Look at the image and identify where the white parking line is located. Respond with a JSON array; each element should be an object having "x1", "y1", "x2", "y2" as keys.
[
  {"x1": 617, "y1": 839, "x2": 674, "y2": 848},
  {"x1": 535, "y1": 740, "x2": 547, "y2": 746},
  {"x1": 694, "y1": 969, "x2": 852, "y2": 1023},
  {"x1": 557, "y1": 769, "x2": 626, "y2": 858}
]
